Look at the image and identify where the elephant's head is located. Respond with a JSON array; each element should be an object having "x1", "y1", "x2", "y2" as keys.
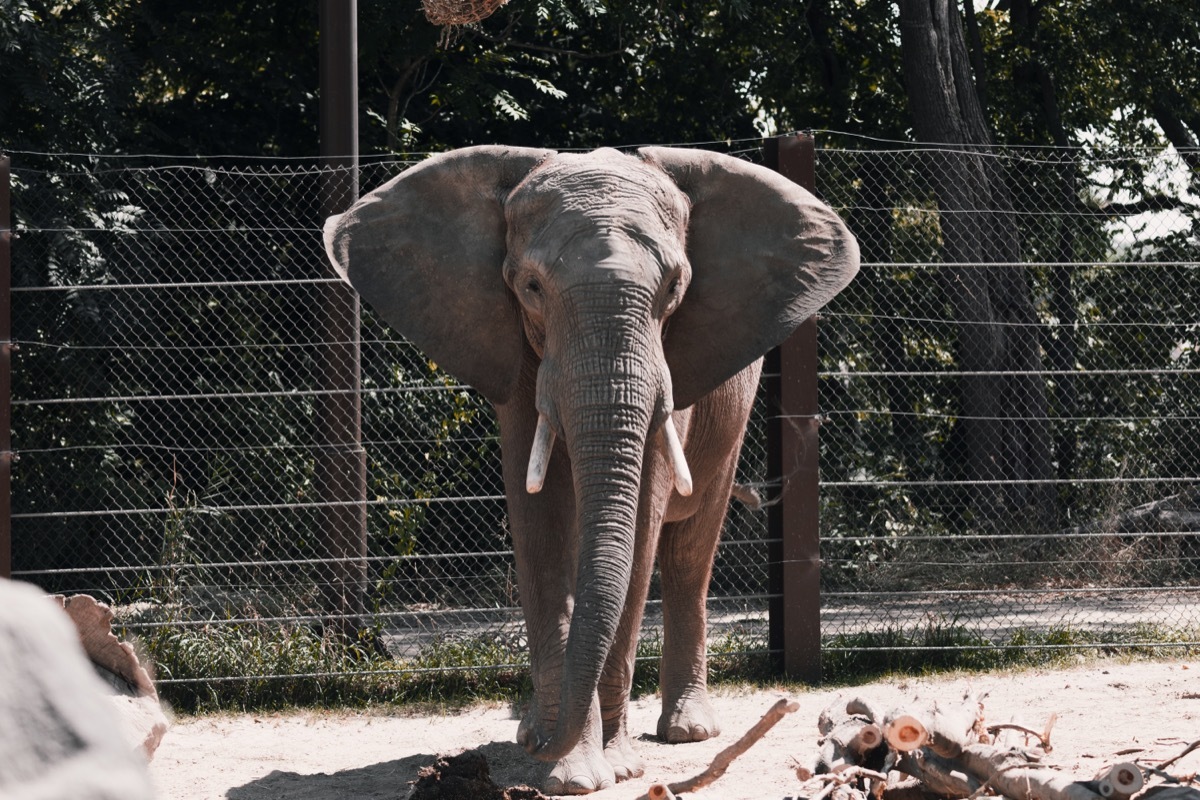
[{"x1": 324, "y1": 145, "x2": 858, "y2": 759}]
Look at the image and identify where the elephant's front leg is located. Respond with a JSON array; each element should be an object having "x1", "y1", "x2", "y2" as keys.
[
  {"x1": 655, "y1": 493, "x2": 727, "y2": 744},
  {"x1": 656, "y1": 365, "x2": 760, "y2": 744},
  {"x1": 499, "y1": 404, "x2": 614, "y2": 795}
]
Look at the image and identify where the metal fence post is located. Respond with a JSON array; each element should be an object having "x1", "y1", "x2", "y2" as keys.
[
  {"x1": 0, "y1": 155, "x2": 10, "y2": 580},
  {"x1": 317, "y1": 0, "x2": 366, "y2": 636},
  {"x1": 764, "y1": 134, "x2": 822, "y2": 683}
]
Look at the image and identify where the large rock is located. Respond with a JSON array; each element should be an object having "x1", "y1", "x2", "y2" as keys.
[
  {"x1": 54, "y1": 594, "x2": 170, "y2": 760},
  {"x1": 0, "y1": 579, "x2": 155, "y2": 800}
]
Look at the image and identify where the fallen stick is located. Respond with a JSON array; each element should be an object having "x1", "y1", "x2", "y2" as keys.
[
  {"x1": 1157, "y1": 739, "x2": 1200, "y2": 773},
  {"x1": 662, "y1": 697, "x2": 800, "y2": 796},
  {"x1": 989, "y1": 712, "x2": 1057, "y2": 754},
  {"x1": 805, "y1": 771, "x2": 883, "y2": 800},
  {"x1": 880, "y1": 775, "x2": 930, "y2": 800}
]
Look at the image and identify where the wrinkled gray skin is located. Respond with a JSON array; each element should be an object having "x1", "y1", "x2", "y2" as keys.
[{"x1": 325, "y1": 146, "x2": 859, "y2": 794}]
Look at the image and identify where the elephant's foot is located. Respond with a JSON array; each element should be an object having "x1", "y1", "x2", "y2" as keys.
[
  {"x1": 657, "y1": 687, "x2": 721, "y2": 743},
  {"x1": 544, "y1": 746, "x2": 616, "y2": 796},
  {"x1": 603, "y1": 731, "x2": 645, "y2": 782},
  {"x1": 517, "y1": 700, "x2": 541, "y2": 750}
]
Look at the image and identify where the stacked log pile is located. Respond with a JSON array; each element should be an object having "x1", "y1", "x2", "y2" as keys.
[
  {"x1": 795, "y1": 694, "x2": 1197, "y2": 800},
  {"x1": 643, "y1": 693, "x2": 1197, "y2": 800}
]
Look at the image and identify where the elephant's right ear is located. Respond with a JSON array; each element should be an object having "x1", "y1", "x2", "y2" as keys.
[{"x1": 324, "y1": 146, "x2": 553, "y2": 405}]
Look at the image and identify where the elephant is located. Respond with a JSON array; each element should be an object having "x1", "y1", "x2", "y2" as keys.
[{"x1": 323, "y1": 145, "x2": 859, "y2": 794}]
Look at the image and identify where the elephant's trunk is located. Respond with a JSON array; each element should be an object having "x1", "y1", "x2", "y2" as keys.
[{"x1": 531, "y1": 318, "x2": 659, "y2": 761}]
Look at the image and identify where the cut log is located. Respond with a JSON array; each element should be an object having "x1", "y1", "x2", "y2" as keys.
[
  {"x1": 817, "y1": 697, "x2": 887, "y2": 774},
  {"x1": 883, "y1": 711, "x2": 928, "y2": 752},
  {"x1": 924, "y1": 694, "x2": 987, "y2": 758},
  {"x1": 880, "y1": 694, "x2": 988, "y2": 758},
  {"x1": 845, "y1": 697, "x2": 885, "y2": 725},
  {"x1": 957, "y1": 743, "x2": 1105, "y2": 800},
  {"x1": 1093, "y1": 762, "x2": 1144, "y2": 800},
  {"x1": 894, "y1": 750, "x2": 982, "y2": 798},
  {"x1": 646, "y1": 783, "x2": 678, "y2": 800}
]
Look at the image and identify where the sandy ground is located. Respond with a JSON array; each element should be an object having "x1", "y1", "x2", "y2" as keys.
[{"x1": 147, "y1": 657, "x2": 1200, "y2": 800}]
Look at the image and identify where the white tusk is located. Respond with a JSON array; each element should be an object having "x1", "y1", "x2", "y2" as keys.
[
  {"x1": 661, "y1": 413, "x2": 693, "y2": 497},
  {"x1": 526, "y1": 414, "x2": 556, "y2": 494}
]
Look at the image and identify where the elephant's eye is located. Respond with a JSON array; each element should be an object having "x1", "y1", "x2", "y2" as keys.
[
  {"x1": 667, "y1": 277, "x2": 680, "y2": 296},
  {"x1": 526, "y1": 278, "x2": 542, "y2": 296}
]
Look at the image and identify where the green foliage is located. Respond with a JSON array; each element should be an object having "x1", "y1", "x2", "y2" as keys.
[
  {"x1": 139, "y1": 612, "x2": 1200, "y2": 713},
  {"x1": 823, "y1": 621, "x2": 1200, "y2": 684},
  {"x1": 5, "y1": 0, "x2": 1200, "y2": 694}
]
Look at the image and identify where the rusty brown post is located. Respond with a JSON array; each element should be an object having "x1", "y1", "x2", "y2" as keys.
[
  {"x1": 0, "y1": 155, "x2": 11, "y2": 580},
  {"x1": 764, "y1": 134, "x2": 821, "y2": 683},
  {"x1": 316, "y1": 0, "x2": 366, "y2": 636}
]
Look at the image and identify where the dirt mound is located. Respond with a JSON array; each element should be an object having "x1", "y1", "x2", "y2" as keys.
[{"x1": 410, "y1": 750, "x2": 549, "y2": 800}]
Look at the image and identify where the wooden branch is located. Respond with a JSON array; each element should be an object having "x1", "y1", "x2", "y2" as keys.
[
  {"x1": 466, "y1": 27, "x2": 626, "y2": 59},
  {"x1": 800, "y1": 766, "x2": 891, "y2": 800},
  {"x1": 666, "y1": 698, "x2": 799, "y2": 795},
  {"x1": 1091, "y1": 194, "x2": 1199, "y2": 218},
  {"x1": 1157, "y1": 739, "x2": 1200, "y2": 773},
  {"x1": 731, "y1": 482, "x2": 764, "y2": 510},
  {"x1": 988, "y1": 712, "x2": 1056, "y2": 753},
  {"x1": 880, "y1": 776, "x2": 930, "y2": 800}
]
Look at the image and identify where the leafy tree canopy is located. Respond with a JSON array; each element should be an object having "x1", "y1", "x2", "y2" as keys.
[{"x1": 2, "y1": 0, "x2": 1197, "y2": 156}]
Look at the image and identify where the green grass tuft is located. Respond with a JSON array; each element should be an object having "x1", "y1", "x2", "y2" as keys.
[{"x1": 136, "y1": 617, "x2": 1199, "y2": 715}]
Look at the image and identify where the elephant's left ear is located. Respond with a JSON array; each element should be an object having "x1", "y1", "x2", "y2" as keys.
[{"x1": 638, "y1": 147, "x2": 860, "y2": 410}]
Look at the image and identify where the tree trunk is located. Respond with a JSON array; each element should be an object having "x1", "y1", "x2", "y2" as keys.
[
  {"x1": 1008, "y1": 0, "x2": 1082, "y2": 506},
  {"x1": 897, "y1": 0, "x2": 1054, "y2": 524}
]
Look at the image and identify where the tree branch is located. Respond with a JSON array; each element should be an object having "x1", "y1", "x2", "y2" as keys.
[
  {"x1": 1091, "y1": 194, "x2": 1199, "y2": 217},
  {"x1": 466, "y1": 27, "x2": 626, "y2": 60}
]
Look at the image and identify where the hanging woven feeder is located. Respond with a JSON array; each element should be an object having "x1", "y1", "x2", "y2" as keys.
[{"x1": 421, "y1": 0, "x2": 509, "y2": 26}]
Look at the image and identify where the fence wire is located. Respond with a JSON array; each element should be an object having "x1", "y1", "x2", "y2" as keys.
[
  {"x1": 815, "y1": 137, "x2": 1200, "y2": 651},
  {"x1": 6, "y1": 135, "x2": 1199, "y2": 689}
]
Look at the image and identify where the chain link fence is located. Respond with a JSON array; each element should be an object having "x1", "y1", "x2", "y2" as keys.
[
  {"x1": 815, "y1": 134, "x2": 1200, "y2": 654},
  {"x1": 4, "y1": 134, "x2": 1198, "y2": 688}
]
